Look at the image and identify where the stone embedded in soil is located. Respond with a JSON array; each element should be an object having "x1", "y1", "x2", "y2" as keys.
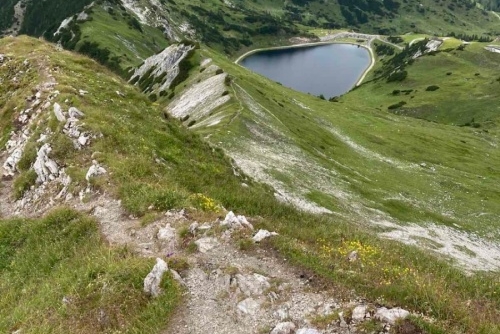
[
  {"x1": 374, "y1": 307, "x2": 410, "y2": 324},
  {"x1": 194, "y1": 237, "x2": 219, "y2": 253},
  {"x1": 252, "y1": 229, "x2": 278, "y2": 242},
  {"x1": 237, "y1": 297, "x2": 261, "y2": 316},
  {"x1": 143, "y1": 258, "x2": 169, "y2": 297},
  {"x1": 270, "y1": 322, "x2": 296, "y2": 334},
  {"x1": 351, "y1": 305, "x2": 367, "y2": 321}
]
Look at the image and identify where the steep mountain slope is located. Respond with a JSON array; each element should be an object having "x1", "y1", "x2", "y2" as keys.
[{"x1": 1, "y1": 35, "x2": 500, "y2": 334}]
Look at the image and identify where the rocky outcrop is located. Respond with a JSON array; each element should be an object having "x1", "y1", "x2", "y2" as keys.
[
  {"x1": 33, "y1": 144, "x2": 59, "y2": 183},
  {"x1": 129, "y1": 43, "x2": 194, "y2": 92},
  {"x1": 167, "y1": 68, "x2": 230, "y2": 121}
]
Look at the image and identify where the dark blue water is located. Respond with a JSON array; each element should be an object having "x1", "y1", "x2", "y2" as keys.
[{"x1": 240, "y1": 43, "x2": 371, "y2": 98}]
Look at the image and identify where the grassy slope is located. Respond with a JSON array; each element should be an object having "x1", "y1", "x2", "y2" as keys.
[
  {"x1": 354, "y1": 40, "x2": 500, "y2": 126},
  {"x1": 2, "y1": 36, "x2": 500, "y2": 333},
  {"x1": 77, "y1": 6, "x2": 169, "y2": 71},
  {"x1": 195, "y1": 46, "x2": 500, "y2": 240},
  {"x1": 0, "y1": 208, "x2": 179, "y2": 333}
]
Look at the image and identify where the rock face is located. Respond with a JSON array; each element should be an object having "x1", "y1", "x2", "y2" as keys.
[
  {"x1": 144, "y1": 258, "x2": 169, "y2": 297},
  {"x1": 129, "y1": 43, "x2": 194, "y2": 92},
  {"x1": 167, "y1": 69, "x2": 230, "y2": 121}
]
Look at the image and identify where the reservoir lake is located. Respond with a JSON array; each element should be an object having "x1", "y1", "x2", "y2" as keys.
[{"x1": 239, "y1": 43, "x2": 371, "y2": 99}]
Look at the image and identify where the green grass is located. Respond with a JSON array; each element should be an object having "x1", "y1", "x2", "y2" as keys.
[
  {"x1": 77, "y1": 6, "x2": 168, "y2": 71},
  {"x1": 0, "y1": 208, "x2": 179, "y2": 333},
  {"x1": 2, "y1": 35, "x2": 500, "y2": 334}
]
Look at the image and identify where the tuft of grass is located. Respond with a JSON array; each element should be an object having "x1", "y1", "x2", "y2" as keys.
[
  {"x1": 0, "y1": 208, "x2": 179, "y2": 333},
  {"x1": 13, "y1": 169, "x2": 37, "y2": 199}
]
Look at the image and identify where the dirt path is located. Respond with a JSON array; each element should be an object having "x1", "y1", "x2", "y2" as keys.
[{"x1": 86, "y1": 201, "x2": 407, "y2": 334}]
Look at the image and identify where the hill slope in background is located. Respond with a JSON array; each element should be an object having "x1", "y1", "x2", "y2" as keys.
[{"x1": 1, "y1": 0, "x2": 500, "y2": 332}]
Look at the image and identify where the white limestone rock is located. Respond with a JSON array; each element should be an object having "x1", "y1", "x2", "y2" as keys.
[
  {"x1": 297, "y1": 329, "x2": 320, "y2": 334},
  {"x1": 157, "y1": 223, "x2": 177, "y2": 255},
  {"x1": 85, "y1": 160, "x2": 107, "y2": 181},
  {"x1": 252, "y1": 229, "x2": 278, "y2": 242},
  {"x1": 33, "y1": 143, "x2": 59, "y2": 183},
  {"x1": 374, "y1": 307, "x2": 410, "y2": 324},
  {"x1": 129, "y1": 44, "x2": 194, "y2": 92},
  {"x1": 143, "y1": 258, "x2": 168, "y2": 297},
  {"x1": 352, "y1": 305, "x2": 367, "y2": 321},
  {"x1": 194, "y1": 237, "x2": 219, "y2": 253},
  {"x1": 167, "y1": 72, "x2": 230, "y2": 121},
  {"x1": 236, "y1": 273, "x2": 271, "y2": 296},
  {"x1": 68, "y1": 107, "x2": 84, "y2": 119},
  {"x1": 237, "y1": 297, "x2": 261, "y2": 316},
  {"x1": 53, "y1": 103, "x2": 66, "y2": 122},
  {"x1": 270, "y1": 322, "x2": 296, "y2": 334},
  {"x1": 220, "y1": 211, "x2": 254, "y2": 230}
]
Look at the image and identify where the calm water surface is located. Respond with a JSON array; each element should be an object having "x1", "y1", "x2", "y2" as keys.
[{"x1": 240, "y1": 43, "x2": 371, "y2": 98}]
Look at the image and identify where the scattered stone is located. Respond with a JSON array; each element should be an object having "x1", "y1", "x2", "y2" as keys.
[
  {"x1": 273, "y1": 307, "x2": 290, "y2": 321},
  {"x1": 351, "y1": 305, "x2": 367, "y2": 321},
  {"x1": 194, "y1": 237, "x2": 219, "y2": 253},
  {"x1": 221, "y1": 211, "x2": 254, "y2": 230},
  {"x1": 79, "y1": 89, "x2": 88, "y2": 96},
  {"x1": 252, "y1": 229, "x2": 278, "y2": 242},
  {"x1": 53, "y1": 103, "x2": 66, "y2": 122},
  {"x1": 347, "y1": 250, "x2": 359, "y2": 262},
  {"x1": 189, "y1": 222, "x2": 199, "y2": 234},
  {"x1": 270, "y1": 322, "x2": 296, "y2": 334},
  {"x1": 297, "y1": 328, "x2": 320, "y2": 334},
  {"x1": 68, "y1": 106, "x2": 84, "y2": 118},
  {"x1": 237, "y1": 297, "x2": 261, "y2": 316},
  {"x1": 144, "y1": 258, "x2": 169, "y2": 297},
  {"x1": 116, "y1": 90, "x2": 125, "y2": 97},
  {"x1": 0, "y1": 54, "x2": 4, "y2": 63},
  {"x1": 85, "y1": 160, "x2": 107, "y2": 181},
  {"x1": 374, "y1": 307, "x2": 410, "y2": 325},
  {"x1": 419, "y1": 162, "x2": 427, "y2": 168}
]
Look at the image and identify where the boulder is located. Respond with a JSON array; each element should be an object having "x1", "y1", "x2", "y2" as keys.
[
  {"x1": 374, "y1": 307, "x2": 410, "y2": 324},
  {"x1": 270, "y1": 322, "x2": 296, "y2": 334},
  {"x1": 143, "y1": 258, "x2": 169, "y2": 297},
  {"x1": 252, "y1": 229, "x2": 278, "y2": 242}
]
